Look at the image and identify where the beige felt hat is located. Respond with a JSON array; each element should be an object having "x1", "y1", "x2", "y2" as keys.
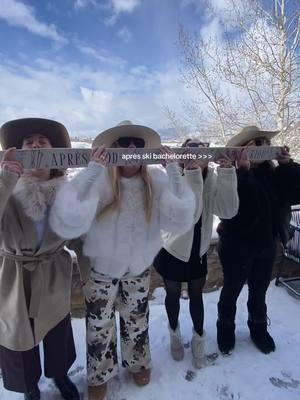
[
  {"x1": 0, "y1": 117, "x2": 71, "y2": 149},
  {"x1": 227, "y1": 125, "x2": 279, "y2": 147},
  {"x1": 92, "y1": 120, "x2": 161, "y2": 148}
]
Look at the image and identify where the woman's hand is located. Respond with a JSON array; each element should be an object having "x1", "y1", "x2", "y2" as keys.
[
  {"x1": 160, "y1": 145, "x2": 176, "y2": 165},
  {"x1": 277, "y1": 146, "x2": 291, "y2": 165},
  {"x1": 216, "y1": 156, "x2": 233, "y2": 168},
  {"x1": 0, "y1": 148, "x2": 23, "y2": 176},
  {"x1": 235, "y1": 147, "x2": 250, "y2": 170},
  {"x1": 91, "y1": 145, "x2": 108, "y2": 166},
  {"x1": 184, "y1": 158, "x2": 208, "y2": 170},
  {"x1": 184, "y1": 159, "x2": 201, "y2": 170}
]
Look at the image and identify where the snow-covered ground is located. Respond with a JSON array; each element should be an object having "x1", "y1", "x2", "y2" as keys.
[
  {"x1": 1, "y1": 281, "x2": 299, "y2": 400},
  {"x1": 71, "y1": 141, "x2": 92, "y2": 149}
]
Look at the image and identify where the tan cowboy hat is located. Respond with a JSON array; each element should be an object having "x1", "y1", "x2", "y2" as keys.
[
  {"x1": 92, "y1": 120, "x2": 161, "y2": 148},
  {"x1": 226, "y1": 125, "x2": 280, "y2": 147},
  {"x1": 0, "y1": 117, "x2": 71, "y2": 149}
]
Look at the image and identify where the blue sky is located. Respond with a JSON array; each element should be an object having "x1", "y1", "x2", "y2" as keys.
[{"x1": 0, "y1": 0, "x2": 226, "y2": 137}]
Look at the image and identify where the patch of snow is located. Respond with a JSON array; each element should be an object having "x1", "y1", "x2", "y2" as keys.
[{"x1": 1, "y1": 281, "x2": 300, "y2": 399}]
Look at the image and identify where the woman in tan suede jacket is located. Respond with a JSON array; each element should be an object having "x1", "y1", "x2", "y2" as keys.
[{"x1": 0, "y1": 118, "x2": 79, "y2": 400}]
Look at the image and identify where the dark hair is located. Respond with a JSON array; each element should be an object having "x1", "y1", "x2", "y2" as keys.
[
  {"x1": 253, "y1": 160, "x2": 275, "y2": 170},
  {"x1": 182, "y1": 138, "x2": 193, "y2": 148},
  {"x1": 180, "y1": 138, "x2": 208, "y2": 179},
  {"x1": 50, "y1": 169, "x2": 65, "y2": 178}
]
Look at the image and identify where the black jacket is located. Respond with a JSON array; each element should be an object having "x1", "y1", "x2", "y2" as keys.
[{"x1": 217, "y1": 161, "x2": 300, "y2": 250}]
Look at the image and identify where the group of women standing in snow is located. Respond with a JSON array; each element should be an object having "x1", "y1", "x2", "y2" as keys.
[{"x1": 0, "y1": 117, "x2": 299, "y2": 400}]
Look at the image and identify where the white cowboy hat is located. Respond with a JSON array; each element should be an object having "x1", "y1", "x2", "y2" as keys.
[
  {"x1": 92, "y1": 120, "x2": 161, "y2": 148},
  {"x1": 226, "y1": 125, "x2": 279, "y2": 147}
]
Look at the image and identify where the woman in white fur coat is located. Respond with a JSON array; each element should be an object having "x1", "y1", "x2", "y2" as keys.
[
  {"x1": 50, "y1": 121, "x2": 196, "y2": 400},
  {"x1": 154, "y1": 137, "x2": 239, "y2": 368}
]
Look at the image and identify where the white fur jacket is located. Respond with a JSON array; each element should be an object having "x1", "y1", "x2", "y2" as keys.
[{"x1": 50, "y1": 162, "x2": 196, "y2": 279}]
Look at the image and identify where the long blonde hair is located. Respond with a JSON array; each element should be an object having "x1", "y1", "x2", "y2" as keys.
[{"x1": 96, "y1": 165, "x2": 154, "y2": 223}]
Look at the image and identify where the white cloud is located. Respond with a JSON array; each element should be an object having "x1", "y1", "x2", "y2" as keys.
[
  {"x1": 181, "y1": 0, "x2": 247, "y2": 26},
  {"x1": 111, "y1": 0, "x2": 140, "y2": 14},
  {"x1": 76, "y1": 44, "x2": 127, "y2": 68},
  {"x1": 117, "y1": 26, "x2": 132, "y2": 43},
  {"x1": 181, "y1": 0, "x2": 241, "y2": 12},
  {"x1": 73, "y1": 0, "x2": 140, "y2": 13},
  {"x1": 0, "y1": 0, "x2": 67, "y2": 44},
  {"x1": 130, "y1": 65, "x2": 148, "y2": 75},
  {"x1": 181, "y1": 0, "x2": 199, "y2": 9},
  {"x1": 80, "y1": 87, "x2": 114, "y2": 114},
  {"x1": 208, "y1": 0, "x2": 250, "y2": 27},
  {"x1": 200, "y1": 16, "x2": 223, "y2": 42},
  {"x1": 73, "y1": 0, "x2": 107, "y2": 10},
  {"x1": 104, "y1": 13, "x2": 118, "y2": 26},
  {"x1": 0, "y1": 58, "x2": 193, "y2": 137},
  {"x1": 73, "y1": 0, "x2": 140, "y2": 25},
  {"x1": 210, "y1": 0, "x2": 233, "y2": 12},
  {"x1": 74, "y1": 0, "x2": 90, "y2": 9},
  {"x1": 106, "y1": 0, "x2": 140, "y2": 25}
]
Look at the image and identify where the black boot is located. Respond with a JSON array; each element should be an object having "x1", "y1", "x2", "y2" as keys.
[
  {"x1": 53, "y1": 376, "x2": 80, "y2": 400},
  {"x1": 24, "y1": 386, "x2": 40, "y2": 400},
  {"x1": 247, "y1": 319, "x2": 275, "y2": 354},
  {"x1": 217, "y1": 320, "x2": 235, "y2": 355}
]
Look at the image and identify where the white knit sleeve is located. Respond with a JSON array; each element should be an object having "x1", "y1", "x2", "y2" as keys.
[
  {"x1": 49, "y1": 162, "x2": 111, "y2": 239},
  {"x1": 213, "y1": 167, "x2": 239, "y2": 219},
  {"x1": 158, "y1": 163, "x2": 196, "y2": 234}
]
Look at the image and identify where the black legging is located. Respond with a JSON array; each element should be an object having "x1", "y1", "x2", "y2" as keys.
[{"x1": 164, "y1": 277, "x2": 206, "y2": 336}]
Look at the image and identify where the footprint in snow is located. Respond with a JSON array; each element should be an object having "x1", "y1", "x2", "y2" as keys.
[
  {"x1": 217, "y1": 384, "x2": 241, "y2": 399},
  {"x1": 185, "y1": 370, "x2": 196, "y2": 381},
  {"x1": 269, "y1": 376, "x2": 300, "y2": 389}
]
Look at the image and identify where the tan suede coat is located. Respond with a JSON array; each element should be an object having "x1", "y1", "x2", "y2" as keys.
[{"x1": 0, "y1": 169, "x2": 73, "y2": 351}]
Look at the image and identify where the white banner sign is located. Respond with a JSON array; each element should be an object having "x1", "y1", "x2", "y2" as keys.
[{"x1": 0, "y1": 146, "x2": 282, "y2": 169}]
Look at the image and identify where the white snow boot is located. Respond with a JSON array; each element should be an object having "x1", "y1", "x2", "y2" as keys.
[
  {"x1": 191, "y1": 329, "x2": 205, "y2": 369},
  {"x1": 168, "y1": 324, "x2": 184, "y2": 361}
]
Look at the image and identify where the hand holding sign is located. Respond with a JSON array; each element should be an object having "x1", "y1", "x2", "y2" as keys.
[
  {"x1": 216, "y1": 155, "x2": 233, "y2": 169},
  {"x1": 235, "y1": 148, "x2": 250, "y2": 170},
  {"x1": 197, "y1": 157, "x2": 209, "y2": 169},
  {"x1": 184, "y1": 159, "x2": 201, "y2": 170},
  {"x1": 185, "y1": 157, "x2": 208, "y2": 170},
  {"x1": 160, "y1": 145, "x2": 177, "y2": 166},
  {"x1": 91, "y1": 145, "x2": 109, "y2": 167},
  {"x1": 0, "y1": 147, "x2": 24, "y2": 176},
  {"x1": 277, "y1": 146, "x2": 291, "y2": 165}
]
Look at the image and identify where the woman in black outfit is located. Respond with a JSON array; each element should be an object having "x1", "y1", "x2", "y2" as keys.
[{"x1": 216, "y1": 126, "x2": 300, "y2": 355}]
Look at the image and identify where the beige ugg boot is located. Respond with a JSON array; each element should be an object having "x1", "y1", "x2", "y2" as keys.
[
  {"x1": 191, "y1": 329, "x2": 205, "y2": 369},
  {"x1": 169, "y1": 324, "x2": 184, "y2": 361},
  {"x1": 88, "y1": 383, "x2": 107, "y2": 400}
]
